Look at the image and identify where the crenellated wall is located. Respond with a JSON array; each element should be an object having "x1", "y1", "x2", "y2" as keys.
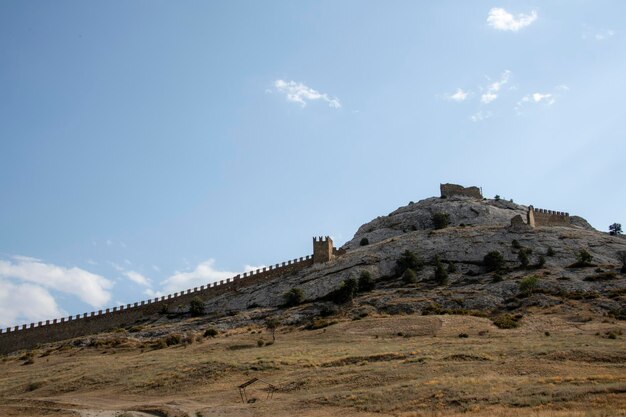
[
  {"x1": 528, "y1": 206, "x2": 570, "y2": 227},
  {"x1": 0, "y1": 255, "x2": 315, "y2": 355}
]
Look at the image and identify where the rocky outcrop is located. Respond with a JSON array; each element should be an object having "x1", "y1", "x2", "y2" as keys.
[{"x1": 193, "y1": 196, "x2": 624, "y2": 319}]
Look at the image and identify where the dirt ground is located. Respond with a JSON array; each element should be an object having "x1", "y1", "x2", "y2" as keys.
[{"x1": 1, "y1": 312, "x2": 625, "y2": 417}]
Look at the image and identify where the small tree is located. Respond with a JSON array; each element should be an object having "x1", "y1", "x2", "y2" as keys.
[
  {"x1": 432, "y1": 213, "x2": 450, "y2": 230},
  {"x1": 189, "y1": 297, "x2": 205, "y2": 317},
  {"x1": 396, "y1": 250, "x2": 423, "y2": 275},
  {"x1": 512, "y1": 240, "x2": 521, "y2": 250},
  {"x1": 447, "y1": 262, "x2": 457, "y2": 273},
  {"x1": 546, "y1": 247, "x2": 556, "y2": 257},
  {"x1": 265, "y1": 318, "x2": 280, "y2": 342},
  {"x1": 519, "y1": 275, "x2": 540, "y2": 296},
  {"x1": 357, "y1": 270, "x2": 375, "y2": 292},
  {"x1": 518, "y1": 250, "x2": 530, "y2": 269},
  {"x1": 283, "y1": 288, "x2": 304, "y2": 307},
  {"x1": 433, "y1": 255, "x2": 448, "y2": 285},
  {"x1": 609, "y1": 223, "x2": 622, "y2": 236},
  {"x1": 535, "y1": 255, "x2": 546, "y2": 269},
  {"x1": 402, "y1": 268, "x2": 417, "y2": 285},
  {"x1": 359, "y1": 237, "x2": 369, "y2": 246},
  {"x1": 574, "y1": 249, "x2": 593, "y2": 267},
  {"x1": 494, "y1": 195, "x2": 501, "y2": 201},
  {"x1": 332, "y1": 278, "x2": 358, "y2": 304},
  {"x1": 484, "y1": 251, "x2": 505, "y2": 272}
]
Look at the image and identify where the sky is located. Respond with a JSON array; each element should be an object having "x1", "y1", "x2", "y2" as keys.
[{"x1": 1, "y1": 1, "x2": 625, "y2": 328}]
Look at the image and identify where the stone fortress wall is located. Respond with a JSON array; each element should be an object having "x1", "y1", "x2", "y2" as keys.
[
  {"x1": 527, "y1": 206, "x2": 571, "y2": 227},
  {"x1": 0, "y1": 236, "x2": 340, "y2": 355},
  {"x1": 440, "y1": 183, "x2": 483, "y2": 199}
]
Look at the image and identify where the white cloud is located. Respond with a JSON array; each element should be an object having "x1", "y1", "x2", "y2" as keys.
[
  {"x1": 124, "y1": 271, "x2": 151, "y2": 287},
  {"x1": 244, "y1": 264, "x2": 266, "y2": 273},
  {"x1": 515, "y1": 85, "x2": 567, "y2": 114},
  {"x1": 274, "y1": 80, "x2": 341, "y2": 109},
  {"x1": 445, "y1": 88, "x2": 469, "y2": 102},
  {"x1": 481, "y1": 71, "x2": 511, "y2": 104},
  {"x1": 0, "y1": 280, "x2": 66, "y2": 328},
  {"x1": 160, "y1": 259, "x2": 236, "y2": 293},
  {"x1": 470, "y1": 111, "x2": 493, "y2": 122},
  {"x1": 487, "y1": 8, "x2": 537, "y2": 32},
  {"x1": 531, "y1": 93, "x2": 555, "y2": 104},
  {"x1": 0, "y1": 256, "x2": 113, "y2": 308},
  {"x1": 143, "y1": 288, "x2": 163, "y2": 299},
  {"x1": 583, "y1": 27, "x2": 615, "y2": 41}
]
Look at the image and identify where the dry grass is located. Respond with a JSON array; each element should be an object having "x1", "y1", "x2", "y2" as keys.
[{"x1": 0, "y1": 313, "x2": 625, "y2": 417}]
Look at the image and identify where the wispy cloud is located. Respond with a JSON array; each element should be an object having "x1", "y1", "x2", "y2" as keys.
[
  {"x1": 274, "y1": 80, "x2": 341, "y2": 108},
  {"x1": 582, "y1": 27, "x2": 615, "y2": 41},
  {"x1": 481, "y1": 70, "x2": 511, "y2": 104},
  {"x1": 0, "y1": 281, "x2": 65, "y2": 328},
  {"x1": 124, "y1": 271, "x2": 151, "y2": 287},
  {"x1": 515, "y1": 85, "x2": 568, "y2": 114},
  {"x1": 160, "y1": 259, "x2": 236, "y2": 293},
  {"x1": 0, "y1": 256, "x2": 114, "y2": 309},
  {"x1": 487, "y1": 8, "x2": 538, "y2": 32},
  {"x1": 444, "y1": 88, "x2": 470, "y2": 102},
  {"x1": 470, "y1": 110, "x2": 493, "y2": 122}
]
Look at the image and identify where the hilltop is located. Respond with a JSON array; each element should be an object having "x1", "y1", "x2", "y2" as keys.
[{"x1": 1, "y1": 184, "x2": 625, "y2": 417}]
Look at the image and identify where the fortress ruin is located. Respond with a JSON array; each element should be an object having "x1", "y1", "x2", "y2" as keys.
[{"x1": 440, "y1": 183, "x2": 483, "y2": 199}]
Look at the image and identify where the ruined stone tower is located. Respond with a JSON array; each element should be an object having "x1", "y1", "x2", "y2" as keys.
[{"x1": 313, "y1": 236, "x2": 334, "y2": 264}]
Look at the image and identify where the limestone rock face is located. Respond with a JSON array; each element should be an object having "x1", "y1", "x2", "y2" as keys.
[{"x1": 196, "y1": 195, "x2": 625, "y2": 319}]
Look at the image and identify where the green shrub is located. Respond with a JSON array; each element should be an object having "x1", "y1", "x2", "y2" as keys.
[
  {"x1": 402, "y1": 268, "x2": 417, "y2": 285},
  {"x1": 283, "y1": 288, "x2": 305, "y2": 307},
  {"x1": 396, "y1": 250, "x2": 423, "y2": 275},
  {"x1": 519, "y1": 275, "x2": 540, "y2": 295},
  {"x1": 357, "y1": 271, "x2": 375, "y2": 292},
  {"x1": 265, "y1": 318, "x2": 280, "y2": 342},
  {"x1": 458, "y1": 333, "x2": 469, "y2": 338},
  {"x1": 432, "y1": 212, "x2": 450, "y2": 230},
  {"x1": 483, "y1": 251, "x2": 505, "y2": 272},
  {"x1": 447, "y1": 262, "x2": 457, "y2": 273},
  {"x1": 535, "y1": 255, "x2": 546, "y2": 268},
  {"x1": 546, "y1": 247, "x2": 556, "y2": 257},
  {"x1": 257, "y1": 339, "x2": 265, "y2": 347},
  {"x1": 204, "y1": 328, "x2": 218, "y2": 338},
  {"x1": 359, "y1": 237, "x2": 369, "y2": 246},
  {"x1": 189, "y1": 297, "x2": 205, "y2": 317},
  {"x1": 494, "y1": 195, "x2": 501, "y2": 201},
  {"x1": 518, "y1": 250, "x2": 530, "y2": 269},
  {"x1": 492, "y1": 314, "x2": 520, "y2": 329},
  {"x1": 512, "y1": 240, "x2": 521, "y2": 249},
  {"x1": 572, "y1": 249, "x2": 594, "y2": 267},
  {"x1": 492, "y1": 272, "x2": 503, "y2": 283},
  {"x1": 331, "y1": 278, "x2": 358, "y2": 304},
  {"x1": 433, "y1": 255, "x2": 448, "y2": 285}
]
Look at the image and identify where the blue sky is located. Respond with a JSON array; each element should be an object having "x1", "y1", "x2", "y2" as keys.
[{"x1": 1, "y1": 1, "x2": 625, "y2": 327}]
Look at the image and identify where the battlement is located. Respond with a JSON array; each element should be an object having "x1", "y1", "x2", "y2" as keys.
[
  {"x1": 527, "y1": 206, "x2": 571, "y2": 228},
  {"x1": 313, "y1": 236, "x2": 334, "y2": 263},
  {"x1": 0, "y1": 234, "x2": 347, "y2": 354},
  {"x1": 440, "y1": 183, "x2": 483, "y2": 199}
]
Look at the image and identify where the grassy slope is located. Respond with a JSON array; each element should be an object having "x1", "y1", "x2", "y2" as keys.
[{"x1": 1, "y1": 311, "x2": 625, "y2": 417}]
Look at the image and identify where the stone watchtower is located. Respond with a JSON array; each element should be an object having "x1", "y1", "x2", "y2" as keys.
[{"x1": 313, "y1": 236, "x2": 334, "y2": 264}]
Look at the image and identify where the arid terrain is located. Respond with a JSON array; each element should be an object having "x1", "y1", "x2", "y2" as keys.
[
  {"x1": 1, "y1": 307, "x2": 625, "y2": 417},
  {"x1": 1, "y1": 193, "x2": 625, "y2": 416}
]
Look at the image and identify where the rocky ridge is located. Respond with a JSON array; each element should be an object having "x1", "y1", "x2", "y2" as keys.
[{"x1": 168, "y1": 194, "x2": 626, "y2": 329}]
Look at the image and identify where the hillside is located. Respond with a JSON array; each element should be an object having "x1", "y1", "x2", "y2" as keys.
[{"x1": 1, "y1": 186, "x2": 625, "y2": 416}]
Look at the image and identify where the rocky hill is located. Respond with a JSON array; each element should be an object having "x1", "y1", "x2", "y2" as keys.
[
  {"x1": 2, "y1": 186, "x2": 626, "y2": 417},
  {"x1": 184, "y1": 191, "x2": 625, "y2": 326}
]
